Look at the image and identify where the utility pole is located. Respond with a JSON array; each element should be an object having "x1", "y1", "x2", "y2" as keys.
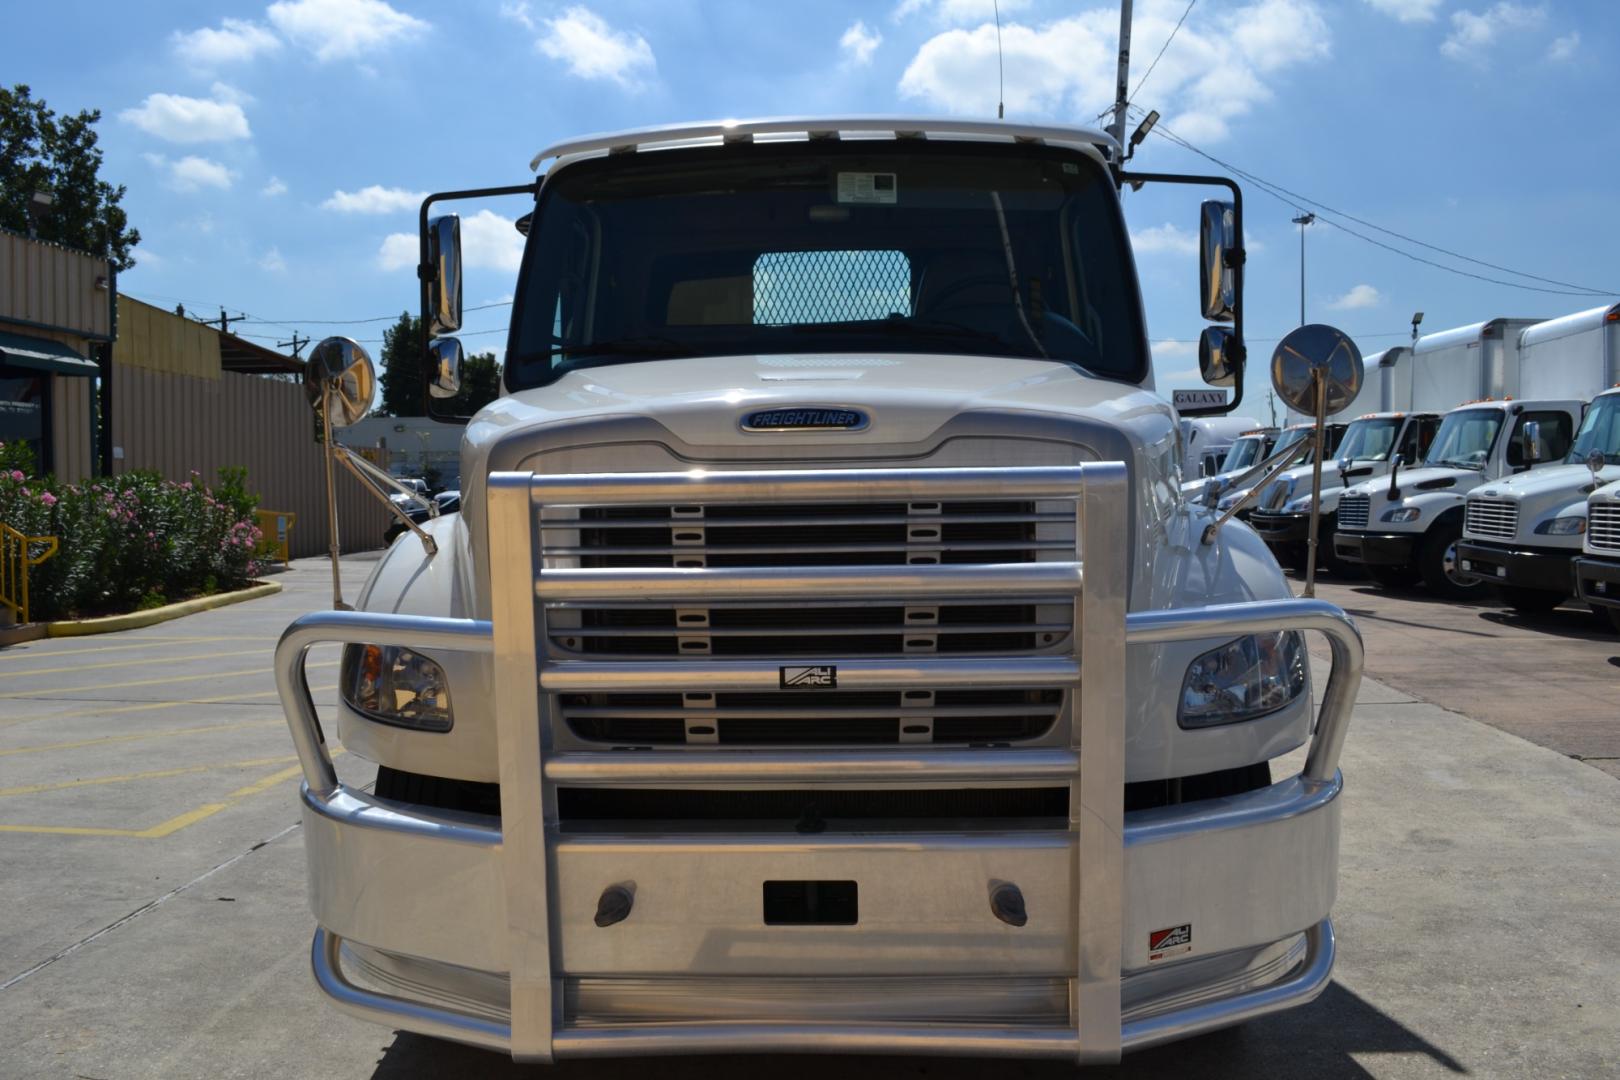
[
  {"x1": 278, "y1": 332, "x2": 310, "y2": 359},
  {"x1": 1291, "y1": 212, "x2": 1316, "y2": 325},
  {"x1": 196, "y1": 307, "x2": 248, "y2": 335},
  {"x1": 1107, "y1": 0, "x2": 1135, "y2": 154}
]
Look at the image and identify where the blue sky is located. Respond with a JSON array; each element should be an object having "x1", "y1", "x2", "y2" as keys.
[{"x1": 10, "y1": 0, "x2": 1615, "y2": 419}]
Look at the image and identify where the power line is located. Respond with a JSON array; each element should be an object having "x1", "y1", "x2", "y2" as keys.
[
  {"x1": 1129, "y1": 106, "x2": 1615, "y2": 299},
  {"x1": 236, "y1": 300, "x2": 513, "y2": 326},
  {"x1": 1129, "y1": 0, "x2": 1198, "y2": 105}
]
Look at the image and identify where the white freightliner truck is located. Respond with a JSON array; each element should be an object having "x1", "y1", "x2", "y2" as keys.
[
  {"x1": 1453, "y1": 304, "x2": 1620, "y2": 610},
  {"x1": 1574, "y1": 477, "x2": 1620, "y2": 633},
  {"x1": 1248, "y1": 347, "x2": 1439, "y2": 572},
  {"x1": 1332, "y1": 317, "x2": 1575, "y2": 596},
  {"x1": 275, "y1": 117, "x2": 1367, "y2": 1065},
  {"x1": 1180, "y1": 414, "x2": 1263, "y2": 481},
  {"x1": 1178, "y1": 425, "x2": 1276, "y2": 498}
]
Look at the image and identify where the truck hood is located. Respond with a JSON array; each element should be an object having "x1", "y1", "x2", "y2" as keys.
[
  {"x1": 1346, "y1": 465, "x2": 1472, "y2": 497},
  {"x1": 1471, "y1": 462, "x2": 1620, "y2": 502}
]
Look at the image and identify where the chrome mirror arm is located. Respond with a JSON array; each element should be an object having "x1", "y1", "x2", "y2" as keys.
[
  {"x1": 1200, "y1": 433, "x2": 1316, "y2": 545},
  {"x1": 331, "y1": 446, "x2": 440, "y2": 557}
]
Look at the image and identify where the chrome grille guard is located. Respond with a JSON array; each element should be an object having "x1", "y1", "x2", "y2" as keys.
[{"x1": 276, "y1": 464, "x2": 1363, "y2": 1064}]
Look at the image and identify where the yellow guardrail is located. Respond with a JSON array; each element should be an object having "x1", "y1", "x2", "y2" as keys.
[
  {"x1": 254, "y1": 510, "x2": 297, "y2": 569},
  {"x1": 1, "y1": 523, "x2": 59, "y2": 625}
]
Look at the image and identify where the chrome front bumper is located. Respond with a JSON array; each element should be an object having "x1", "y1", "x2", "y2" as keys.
[{"x1": 277, "y1": 465, "x2": 1362, "y2": 1064}]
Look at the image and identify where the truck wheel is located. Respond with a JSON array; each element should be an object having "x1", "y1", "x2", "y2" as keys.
[
  {"x1": 1366, "y1": 565, "x2": 1420, "y2": 589},
  {"x1": 1496, "y1": 586, "x2": 1565, "y2": 615},
  {"x1": 1418, "y1": 524, "x2": 1484, "y2": 600}
]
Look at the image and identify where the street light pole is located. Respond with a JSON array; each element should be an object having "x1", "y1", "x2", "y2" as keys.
[{"x1": 1291, "y1": 212, "x2": 1316, "y2": 326}]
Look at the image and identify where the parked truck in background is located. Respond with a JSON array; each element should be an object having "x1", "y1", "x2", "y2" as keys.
[
  {"x1": 1332, "y1": 317, "x2": 1556, "y2": 596},
  {"x1": 1574, "y1": 476, "x2": 1620, "y2": 633},
  {"x1": 1211, "y1": 420, "x2": 1347, "y2": 521},
  {"x1": 1180, "y1": 414, "x2": 1263, "y2": 480},
  {"x1": 276, "y1": 117, "x2": 1367, "y2": 1065},
  {"x1": 1179, "y1": 425, "x2": 1275, "y2": 497}
]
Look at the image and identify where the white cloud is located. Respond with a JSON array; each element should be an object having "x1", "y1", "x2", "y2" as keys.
[
  {"x1": 1441, "y1": 3, "x2": 1546, "y2": 62},
  {"x1": 1361, "y1": 0, "x2": 1442, "y2": 22},
  {"x1": 260, "y1": 247, "x2": 287, "y2": 273},
  {"x1": 1131, "y1": 223, "x2": 1198, "y2": 256},
  {"x1": 1151, "y1": 339, "x2": 1195, "y2": 359},
  {"x1": 1546, "y1": 31, "x2": 1579, "y2": 61},
  {"x1": 1328, "y1": 283, "x2": 1382, "y2": 310},
  {"x1": 460, "y1": 209, "x2": 525, "y2": 272},
  {"x1": 500, "y1": 1, "x2": 536, "y2": 30},
  {"x1": 208, "y1": 81, "x2": 254, "y2": 107},
  {"x1": 171, "y1": 17, "x2": 282, "y2": 68},
  {"x1": 377, "y1": 232, "x2": 417, "y2": 271},
  {"x1": 143, "y1": 153, "x2": 237, "y2": 193},
  {"x1": 894, "y1": 0, "x2": 1032, "y2": 24},
  {"x1": 537, "y1": 6, "x2": 655, "y2": 89},
  {"x1": 267, "y1": 0, "x2": 428, "y2": 62},
  {"x1": 840, "y1": 20, "x2": 882, "y2": 66},
  {"x1": 120, "y1": 91, "x2": 251, "y2": 143},
  {"x1": 262, "y1": 176, "x2": 288, "y2": 197},
  {"x1": 897, "y1": 0, "x2": 1330, "y2": 143},
  {"x1": 322, "y1": 185, "x2": 427, "y2": 213}
]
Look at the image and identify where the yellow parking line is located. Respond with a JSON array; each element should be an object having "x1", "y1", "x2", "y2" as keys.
[
  {"x1": 0, "y1": 683, "x2": 338, "y2": 727},
  {"x1": 0, "y1": 660, "x2": 340, "y2": 700},
  {"x1": 0, "y1": 636, "x2": 275, "y2": 662},
  {"x1": 0, "y1": 648, "x2": 269, "y2": 680},
  {"x1": 0, "y1": 754, "x2": 341, "y2": 837},
  {"x1": 0, "y1": 719, "x2": 283, "y2": 758},
  {"x1": 0, "y1": 755, "x2": 296, "y2": 797}
]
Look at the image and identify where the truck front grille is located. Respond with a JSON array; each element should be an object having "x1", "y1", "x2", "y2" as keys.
[
  {"x1": 1337, "y1": 494, "x2": 1370, "y2": 530},
  {"x1": 1590, "y1": 503, "x2": 1620, "y2": 552},
  {"x1": 541, "y1": 498, "x2": 1073, "y2": 746},
  {"x1": 1464, "y1": 497, "x2": 1518, "y2": 540}
]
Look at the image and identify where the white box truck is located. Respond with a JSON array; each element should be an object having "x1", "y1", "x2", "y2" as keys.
[
  {"x1": 1331, "y1": 317, "x2": 1576, "y2": 596},
  {"x1": 275, "y1": 117, "x2": 1365, "y2": 1065},
  {"x1": 1573, "y1": 477, "x2": 1620, "y2": 632},
  {"x1": 1178, "y1": 425, "x2": 1276, "y2": 497},
  {"x1": 1454, "y1": 304, "x2": 1620, "y2": 609},
  {"x1": 1180, "y1": 414, "x2": 1264, "y2": 481}
]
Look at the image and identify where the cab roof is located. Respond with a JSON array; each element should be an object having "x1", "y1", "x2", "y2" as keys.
[{"x1": 530, "y1": 116, "x2": 1119, "y2": 172}]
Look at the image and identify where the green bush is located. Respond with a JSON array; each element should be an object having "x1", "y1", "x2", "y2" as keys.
[{"x1": 0, "y1": 452, "x2": 263, "y2": 621}]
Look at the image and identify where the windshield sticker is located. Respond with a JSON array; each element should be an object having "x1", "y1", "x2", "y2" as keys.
[{"x1": 836, "y1": 172, "x2": 898, "y2": 205}]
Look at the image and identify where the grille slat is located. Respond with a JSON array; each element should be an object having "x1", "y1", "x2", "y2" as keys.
[
  {"x1": 1337, "y1": 494, "x2": 1370, "y2": 530},
  {"x1": 1465, "y1": 498, "x2": 1519, "y2": 540},
  {"x1": 543, "y1": 497, "x2": 1071, "y2": 746},
  {"x1": 1590, "y1": 504, "x2": 1620, "y2": 552}
]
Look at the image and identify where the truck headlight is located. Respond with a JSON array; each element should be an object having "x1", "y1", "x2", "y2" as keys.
[
  {"x1": 1179, "y1": 632, "x2": 1308, "y2": 729},
  {"x1": 341, "y1": 644, "x2": 453, "y2": 732},
  {"x1": 1381, "y1": 506, "x2": 1421, "y2": 523},
  {"x1": 1534, "y1": 516, "x2": 1585, "y2": 535},
  {"x1": 1285, "y1": 495, "x2": 1313, "y2": 513}
]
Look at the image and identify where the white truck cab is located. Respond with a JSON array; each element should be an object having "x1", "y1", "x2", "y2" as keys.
[
  {"x1": 1249, "y1": 411, "x2": 1440, "y2": 572},
  {"x1": 1574, "y1": 477, "x2": 1620, "y2": 632},
  {"x1": 1457, "y1": 386, "x2": 1620, "y2": 610},
  {"x1": 276, "y1": 117, "x2": 1366, "y2": 1065},
  {"x1": 1180, "y1": 415, "x2": 1263, "y2": 482},
  {"x1": 1211, "y1": 421, "x2": 1342, "y2": 519},
  {"x1": 1178, "y1": 426, "x2": 1275, "y2": 497}
]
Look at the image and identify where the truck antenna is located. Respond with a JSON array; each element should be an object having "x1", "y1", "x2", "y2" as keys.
[{"x1": 994, "y1": 0, "x2": 1005, "y2": 119}]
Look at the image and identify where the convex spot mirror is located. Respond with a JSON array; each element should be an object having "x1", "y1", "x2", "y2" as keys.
[
  {"x1": 1199, "y1": 327, "x2": 1237, "y2": 387},
  {"x1": 1270, "y1": 325, "x2": 1363, "y2": 417},
  {"x1": 427, "y1": 213, "x2": 463, "y2": 335},
  {"x1": 428, "y1": 337, "x2": 464, "y2": 400},
  {"x1": 1199, "y1": 199, "x2": 1237, "y2": 323},
  {"x1": 304, "y1": 336, "x2": 376, "y2": 428}
]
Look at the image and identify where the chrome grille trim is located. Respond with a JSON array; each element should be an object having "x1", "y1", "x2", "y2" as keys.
[
  {"x1": 1590, "y1": 504, "x2": 1620, "y2": 552},
  {"x1": 1337, "y1": 494, "x2": 1370, "y2": 530},
  {"x1": 1464, "y1": 498, "x2": 1519, "y2": 540}
]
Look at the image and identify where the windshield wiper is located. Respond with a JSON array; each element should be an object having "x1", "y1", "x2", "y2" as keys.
[
  {"x1": 1434, "y1": 458, "x2": 1485, "y2": 471},
  {"x1": 548, "y1": 335, "x2": 697, "y2": 359}
]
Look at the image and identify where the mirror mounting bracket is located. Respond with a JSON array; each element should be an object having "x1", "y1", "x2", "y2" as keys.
[{"x1": 1117, "y1": 169, "x2": 1246, "y2": 418}]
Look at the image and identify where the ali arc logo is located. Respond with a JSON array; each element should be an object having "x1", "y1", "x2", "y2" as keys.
[{"x1": 780, "y1": 665, "x2": 838, "y2": 689}]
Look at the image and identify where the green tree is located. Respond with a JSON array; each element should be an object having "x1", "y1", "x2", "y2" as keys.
[
  {"x1": 1, "y1": 84, "x2": 139, "y2": 270},
  {"x1": 448, "y1": 350, "x2": 503, "y2": 415},
  {"x1": 376, "y1": 311, "x2": 425, "y2": 417}
]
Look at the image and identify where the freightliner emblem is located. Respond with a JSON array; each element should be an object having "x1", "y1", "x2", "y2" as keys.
[{"x1": 742, "y1": 407, "x2": 869, "y2": 432}]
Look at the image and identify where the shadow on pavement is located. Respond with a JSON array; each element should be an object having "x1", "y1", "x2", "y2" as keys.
[
  {"x1": 368, "y1": 983, "x2": 1465, "y2": 1078},
  {"x1": 1476, "y1": 607, "x2": 1617, "y2": 644}
]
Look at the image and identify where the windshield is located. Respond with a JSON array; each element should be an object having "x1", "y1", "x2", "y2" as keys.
[
  {"x1": 1221, "y1": 435, "x2": 1268, "y2": 473},
  {"x1": 1425, "y1": 408, "x2": 1504, "y2": 470},
  {"x1": 1335, "y1": 417, "x2": 1401, "y2": 463},
  {"x1": 508, "y1": 141, "x2": 1148, "y2": 389},
  {"x1": 1569, "y1": 394, "x2": 1620, "y2": 466}
]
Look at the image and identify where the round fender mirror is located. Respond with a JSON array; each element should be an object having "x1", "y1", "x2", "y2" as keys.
[
  {"x1": 1270, "y1": 324, "x2": 1363, "y2": 417},
  {"x1": 304, "y1": 336, "x2": 376, "y2": 428}
]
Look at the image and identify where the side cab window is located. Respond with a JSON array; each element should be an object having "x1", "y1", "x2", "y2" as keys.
[
  {"x1": 1506, "y1": 410, "x2": 1573, "y2": 468},
  {"x1": 1401, "y1": 417, "x2": 1439, "y2": 463}
]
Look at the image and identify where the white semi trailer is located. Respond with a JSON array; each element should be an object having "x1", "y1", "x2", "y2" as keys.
[
  {"x1": 275, "y1": 117, "x2": 1367, "y2": 1065},
  {"x1": 1332, "y1": 317, "x2": 1573, "y2": 596},
  {"x1": 1454, "y1": 304, "x2": 1620, "y2": 610}
]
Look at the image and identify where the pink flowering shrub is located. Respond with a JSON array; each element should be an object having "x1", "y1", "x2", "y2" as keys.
[{"x1": 0, "y1": 453, "x2": 261, "y2": 620}]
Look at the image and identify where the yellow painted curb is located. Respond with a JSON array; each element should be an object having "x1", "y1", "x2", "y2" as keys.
[{"x1": 45, "y1": 582, "x2": 283, "y2": 638}]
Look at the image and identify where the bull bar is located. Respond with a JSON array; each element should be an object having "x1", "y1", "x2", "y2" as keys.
[{"x1": 276, "y1": 464, "x2": 1362, "y2": 1064}]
